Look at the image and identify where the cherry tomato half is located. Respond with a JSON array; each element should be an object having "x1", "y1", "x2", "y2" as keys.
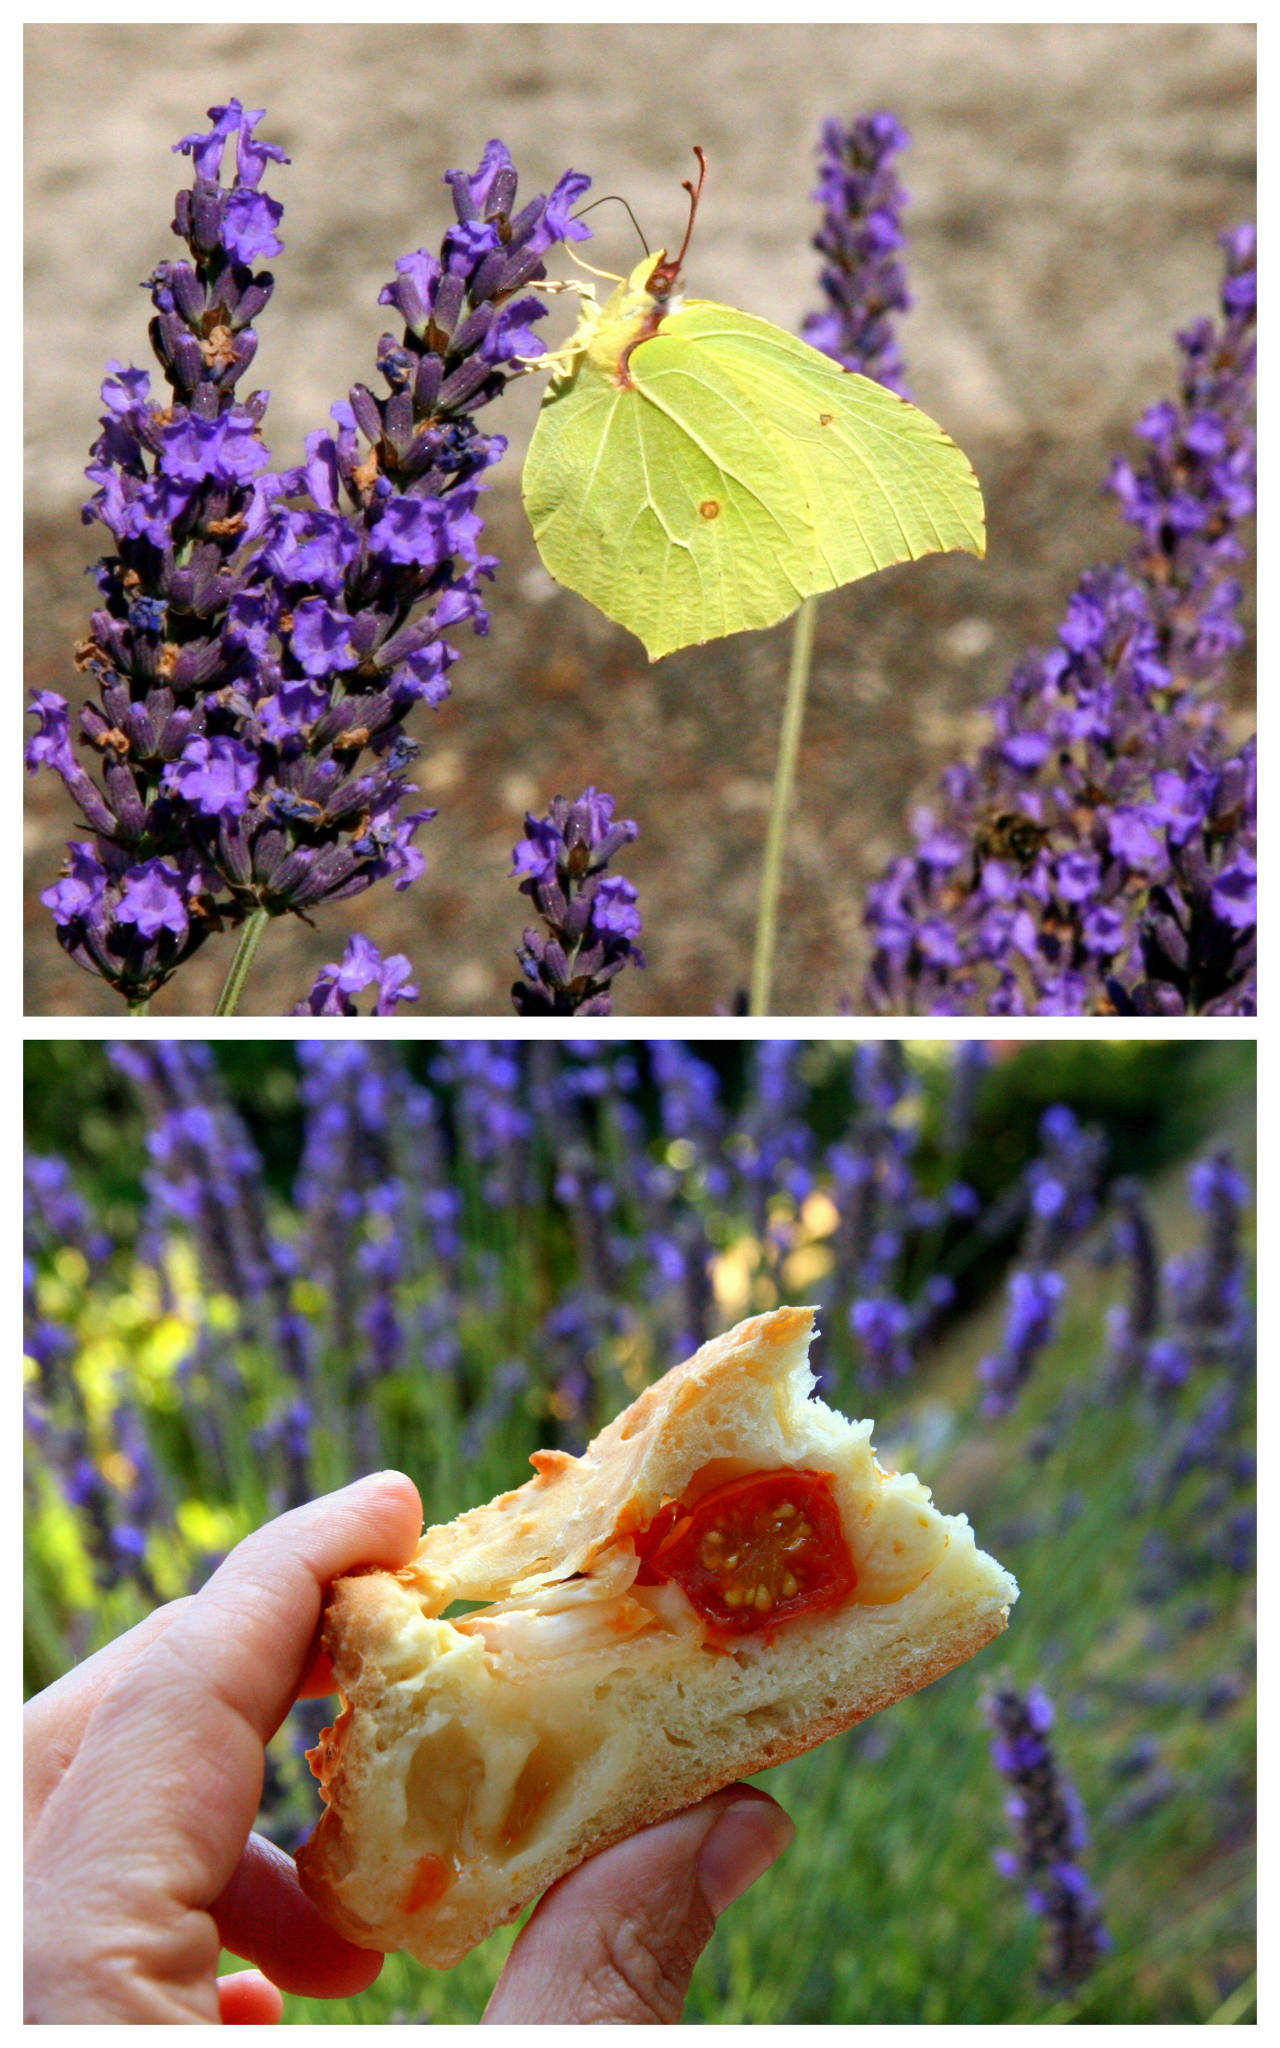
[{"x1": 632, "y1": 1468, "x2": 855, "y2": 1635}]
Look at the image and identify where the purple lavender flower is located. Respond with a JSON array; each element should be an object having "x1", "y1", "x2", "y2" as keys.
[
  {"x1": 108, "y1": 1040, "x2": 310, "y2": 1382},
  {"x1": 976, "y1": 1105, "x2": 1103, "y2": 1415},
  {"x1": 28, "y1": 103, "x2": 591, "y2": 1012},
  {"x1": 292, "y1": 1041, "x2": 465, "y2": 1470},
  {"x1": 1141, "y1": 1152, "x2": 1253, "y2": 1536},
  {"x1": 538, "y1": 1289, "x2": 630, "y2": 1450},
  {"x1": 293, "y1": 933, "x2": 417, "y2": 1014},
  {"x1": 984, "y1": 1683, "x2": 1111, "y2": 1993},
  {"x1": 433, "y1": 1041, "x2": 532, "y2": 1210},
  {"x1": 943, "y1": 1040, "x2": 990, "y2": 1153},
  {"x1": 1181, "y1": 1149, "x2": 1251, "y2": 1332},
  {"x1": 1130, "y1": 1147, "x2": 1252, "y2": 1418},
  {"x1": 49, "y1": 1426, "x2": 160, "y2": 1599},
  {"x1": 649, "y1": 1042, "x2": 728, "y2": 1170},
  {"x1": 25, "y1": 1153, "x2": 167, "y2": 1598},
  {"x1": 803, "y1": 112, "x2": 912, "y2": 392},
  {"x1": 803, "y1": 1043, "x2": 988, "y2": 1393},
  {"x1": 528, "y1": 1043, "x2": 630, "y2": 1313},
  {"x1": 1088, "y1": 1145, "x2": 1255, "y2": 1613},
  {"x1": 252, "y1": 1396, "x2": 315, "y2": 1511},
  {"x1": 1023, "y1": 1105, "x2": 1105, "y2": 1259},
  {"x1": 727, "y1": 1040, "x2": 815, "y2": 1238},
  {"x1": 865, "y1": 226, "x2": 1256, "y2": 1016},
  {"x1": 459, "y1": 1360, "x2": 532, "y2": 1461},
  {"x1": 978, "y1": 1269, "x2": 1067, "y2": 1416},
  {"x1": 295, "y1": 1042, "x2": 399, "y2": 1360},
  {"x1": 571, "y1": 1048, "x2": 717, "y2": 1365},
  {"x1": 511, "y1": 789, "x2": 645, "y2": 1014},
  {"x1": 26, "y1": 102, "x2": 289, "y2": 1005},
  {"x1": 24, "y1": 1153, "x2": 112, "y2": 1273},
  {"x1": 850, "y1": 1292, "x2": 914, "y2": 1383}
]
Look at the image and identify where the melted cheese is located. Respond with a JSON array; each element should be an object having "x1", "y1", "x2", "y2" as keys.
[{"x1": 388, "y1": 1469, "x2": 954, "y2": 1906}]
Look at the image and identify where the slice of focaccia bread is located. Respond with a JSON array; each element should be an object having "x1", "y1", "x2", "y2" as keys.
[{"x1": 296, "y1": 1306, "x2": 1017, "y2": 1968}]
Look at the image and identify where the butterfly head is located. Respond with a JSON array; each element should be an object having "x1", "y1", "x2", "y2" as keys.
[
  {"x1": 643, "y1": 248, "x2": 683, "y2": 309},
  {"x1": 626, "y1": 251, "x2": 683, "y2": 319},
  {"x1": 599, "y1": 152, "x2": 706, "y2": 389}
]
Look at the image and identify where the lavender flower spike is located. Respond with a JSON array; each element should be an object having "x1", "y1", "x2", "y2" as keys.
[
  {"x1": 864, "y1": 225, "x2": 1256, "y2": 1017},
  {"x1": 28, "y1": 105, "x2": 592, "y2": 1012},
  {"x1": 803, "y1": 111, "x2": 912, "y2": 391},
  {"x1": 26, "y1": 100, "x2": 288, "y2": 1005},
  {"x1": 977, "y1": 1104, "x2": 1102, "y2": 1415},
  {"x1": 984, "y1": 1683, "x2": 1111, "y2": 1994},
  {"x1": 511, "y1": 789, "x2": 645, "y2": 1014},
  {"x1": 293, "y1": 933, "x2": 418, "y2": 1015},
  {"x1": 232, "y1": 138, "x2": 595, "y2": 933}
]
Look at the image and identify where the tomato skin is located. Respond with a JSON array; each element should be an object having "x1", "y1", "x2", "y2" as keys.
[{"x1": 632, "y1": 1468, "x2": 855, "y2": 1635}]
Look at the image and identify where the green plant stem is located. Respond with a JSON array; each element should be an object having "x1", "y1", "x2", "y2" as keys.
[
  {"x1": 214, "y1": 907, "x2": 270, "y2": 1017},
  {"x1": 126, "y1": 999, "x2": 150, "y2": 1018},
  {"x1": 1207, "y1": 1972, "x2": 1255, "y2": 2025},
  {"x1": 749, "y1": 594, "x2": 818, "y2": 1016}
]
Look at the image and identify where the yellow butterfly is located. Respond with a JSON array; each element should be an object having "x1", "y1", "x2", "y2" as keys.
[{"x1": 523, "y1": 151, "x2": 985, "y2": 661}]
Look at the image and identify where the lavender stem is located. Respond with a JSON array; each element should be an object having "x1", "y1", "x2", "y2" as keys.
[
  {"x1": 213, "y1": 906, "x2": 270, "y2": 1017},
  {"x1": 750, "y1": 594, "x2": 817, "y2": 1015}
]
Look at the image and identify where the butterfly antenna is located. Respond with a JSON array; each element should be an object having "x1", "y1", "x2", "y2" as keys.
[{"x1": 570, "y1": 193, "x2": 651, "y2": 258}]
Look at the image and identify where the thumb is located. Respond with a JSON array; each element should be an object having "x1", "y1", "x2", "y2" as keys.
[{"x1": 484, "y1": 1786, "x2": 794, "y2": 2024}]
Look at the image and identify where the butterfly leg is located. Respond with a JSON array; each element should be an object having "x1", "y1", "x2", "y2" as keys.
[{"x1": 512, "y1": 283, "x2": 603, "y2": 379}]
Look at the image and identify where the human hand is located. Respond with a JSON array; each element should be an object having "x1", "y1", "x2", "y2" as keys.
[
  {"x1": 25, "y1": 1474, "x2": 793, "y2": 2024},
  {"x1": 24, "y1": 1472, "x2": 424, "y2": 2022}
]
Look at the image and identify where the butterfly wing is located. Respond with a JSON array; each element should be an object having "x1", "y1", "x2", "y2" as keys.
[
  {"x1": 523, "y1": 336, "x2": 818, "y2": 660},
  {"x1": 523, "y1": 297, "x2": 985, "y2": 662},
  {"x1": 669, "y1": 301, "x2": 986, "y2": 590}
]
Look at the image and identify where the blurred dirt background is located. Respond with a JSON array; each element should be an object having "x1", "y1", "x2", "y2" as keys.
[{"x1": 24, "y1": 22, "x2": 1255, "y2": 1016}]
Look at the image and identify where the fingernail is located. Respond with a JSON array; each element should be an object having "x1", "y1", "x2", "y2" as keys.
[{"x1": 696, "y1": 1797, "x2": 795, "y2": 1917}]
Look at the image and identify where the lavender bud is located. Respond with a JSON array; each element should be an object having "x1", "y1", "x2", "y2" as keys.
[{"x1": 510, "y1": 789, "x2": 645, "y2": 1015}]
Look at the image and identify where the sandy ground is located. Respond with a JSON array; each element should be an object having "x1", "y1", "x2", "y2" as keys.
[{"x1": 24, "y1": 22, "x2": 1255, "y2": 1016}]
